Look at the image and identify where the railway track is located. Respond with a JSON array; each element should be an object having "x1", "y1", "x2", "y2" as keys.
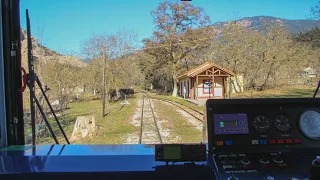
[
  {"x1": 153, "y1": 98, "x2": 204, "y2": 122},
  {"x1": 139, "y1": 97, "x2": 163, "y2": 144}
]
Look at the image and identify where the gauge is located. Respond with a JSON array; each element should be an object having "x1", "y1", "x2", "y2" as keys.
[
  {"x1": 299, "y1": 110, "x2": 320, "y2": 140},
  {"x1": 274, "y1": 114, "x2": 292, "y2": 132},
  {"x1": 252, "y1": 115, "x2": 271, "y2": 133}
]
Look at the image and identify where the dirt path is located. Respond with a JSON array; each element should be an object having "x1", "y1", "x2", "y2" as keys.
[{"x1": 123, "y1": 98, "x2": 143, "y2": 144}]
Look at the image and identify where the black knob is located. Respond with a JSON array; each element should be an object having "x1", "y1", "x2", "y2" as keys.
[
  {"x1": 312, "y1": 159, "x2": 320, "y2": 168},
  {"x1": 259, "y1": 156, "x2": 270, "y2": 164},
  {"x1": 241, "y1": 158, "x2": 251, "y2": 165},
  {"x1": 272, "y1": 156, "x2": 283, "y2": 164}
]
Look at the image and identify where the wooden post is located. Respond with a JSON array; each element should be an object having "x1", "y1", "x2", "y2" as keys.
[
  {"x1": 189, "y1": 79, "x2": 191, "y2": 98},
  {"x1": 222, "y1": 77, "x2": 225, "y2": 99},
  {"x1": 228, "y1": 76, "x2": 231, "y2": 99},
  {"x1": 212, "y1": 67, "x2": 215, "y2": 98},
  {"x1": 192, "y1": 78, "x2": 195, "y2": 99},
  {"x1": 190, "y1": 78, "x2": 193, "y2": 99},
  {"x1": 193, "y1": 77, "x2": 196, "y2": 99},
  {"x1": 186, "y1": 79, "x2": 190, "y2": 98},
  {"x1": 196, "y1": 75, "x2": 199, "y2": 100}
]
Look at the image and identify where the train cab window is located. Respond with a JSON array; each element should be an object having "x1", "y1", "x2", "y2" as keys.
[
  {"x1": 1, "y1": 1, "x2": 320, "y2": 180},
  {"x1": 14, "y1": 0, "x2": 320, "y2": 146}
]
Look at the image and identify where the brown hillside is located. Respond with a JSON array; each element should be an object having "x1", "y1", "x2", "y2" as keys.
[{"x1": 20, "y1": 29, "x2": 86, "y2": 71}]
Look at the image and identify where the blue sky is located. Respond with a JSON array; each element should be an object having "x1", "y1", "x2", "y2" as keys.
[{"x1": 20, "y1": 0, "x2": 319, "y2": 55}]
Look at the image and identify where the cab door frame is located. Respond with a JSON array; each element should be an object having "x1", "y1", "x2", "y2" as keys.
[{"x1": 1, "y1": 0, "x2": 25, "y2": 147}]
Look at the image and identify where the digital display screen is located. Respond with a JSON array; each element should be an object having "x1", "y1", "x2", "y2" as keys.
[
  {"x1": 220, "y1": 121, "x2": 238, "y2": 127},
  {"x1": 214, "y1": 114, "x2": 249, "y2": 134},
  {"x1": 163, "y1": 146, "x2": 181, "y2": 160}
]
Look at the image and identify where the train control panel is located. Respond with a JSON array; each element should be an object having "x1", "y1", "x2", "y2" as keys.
[{"x1": 206, "y1": 98, "x2": 320, "y2": 180}]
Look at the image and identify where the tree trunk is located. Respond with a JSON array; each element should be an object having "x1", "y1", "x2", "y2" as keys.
[
  {"x1": 58, "y1": 82, "x2": 64, "y2": 116},
  {"x1": 231, "y1": 80, "x2": 239, "y2": 93},
  {"x1": 106, "y1": 93, "x2": 111, "y2": 113},
  {"x1": 93, "y1": 88, "x2": 96, "y2": 96},
  {"x1": 171, "y1": 74, "x2": 178, "y2": 97},
  {"x1": 102, "y1": 54, "x2": 107, "y2": 118},
  {"x1": 260, "y1": 62, "x2": 274, "y2": 90}
]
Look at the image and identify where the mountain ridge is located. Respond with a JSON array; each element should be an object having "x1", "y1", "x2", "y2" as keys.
[
  {"x1": 212, "y1": 16, "x2": 320, "y2": 34},
  {"x1": 20, "y1": 16, "x2": 320, "y2": 68}
]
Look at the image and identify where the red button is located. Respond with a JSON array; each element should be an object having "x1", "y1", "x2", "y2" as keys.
[
  {"x1": 269, "y1": 140, "x2": 276, "y2": 144},
  {"x1": 294, "y1": 138, "x2": 301, "y2": 144},
  {"x1": 277, "y1": 139, "x2": 284, "y2": 144},
  {"x1": 285, "y1": 139, "x2": 293, "y2": 144}
]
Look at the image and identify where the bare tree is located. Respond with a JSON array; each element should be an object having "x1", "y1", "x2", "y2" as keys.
[
  {"x1": 42, "y1": 56, "x2": 77, "y2": 115},
  {"x1": 212, "y1": 23, "x2": 311, "y2": 90},
  {"x1": 144, "y1": 0, "x2": 213, "y2": 96},
  {"x1": 83, "y1": 33, "x2": 110, "y2": 117},
  {"x1": 312, "y1": 1, "x2": 320, "y2": 20},
  {"x1": 82, "y1": 30, "x2": 137, "y2": 117}
]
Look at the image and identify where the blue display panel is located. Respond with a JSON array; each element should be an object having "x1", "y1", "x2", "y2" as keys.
[{"x1": 214, "y1": 114, "x2": 249, "y2": 134}]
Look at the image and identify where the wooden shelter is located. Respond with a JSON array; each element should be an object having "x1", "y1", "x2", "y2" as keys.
[{"x1": 177, "y1": 63, "x2": 236, "y2": 99}]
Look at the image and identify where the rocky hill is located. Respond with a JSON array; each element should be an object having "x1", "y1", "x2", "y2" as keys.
[
  {"x1": 213, "y1": 16, "x2": 320, "y2": 34},
  {"x1": 20, "y1": 29, "x2": 86, "y2": 70}
]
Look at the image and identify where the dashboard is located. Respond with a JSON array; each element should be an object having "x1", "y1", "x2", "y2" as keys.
[
  {"x1": 207, "y1": 98, "x2": 320, "y2": 153},
  {"x1": 207, "y1": 98, "x2": 320, "y2": 180}
]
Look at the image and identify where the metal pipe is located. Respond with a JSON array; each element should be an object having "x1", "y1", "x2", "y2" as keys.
[
  {"x1": 26, "y1": 9, "x2": 36, "y2": 145},
  {"x1": 34, "y1": 96, "x2": 59, "y2": 144},
  {"x1": 58, "y1": 145, "x2": 66, "y2": 155},
  {"x1": 47, "y1": 145, "x2": 54, "y2": 155},
  {"x1": 35, "y1": 76, "x2": 70, "y2": 144},
  {"x1": 313, "y1": 80, "x2": 320, "y2": 98}
]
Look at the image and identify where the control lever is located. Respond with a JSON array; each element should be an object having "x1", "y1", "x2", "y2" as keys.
[
  {"x1": 259, "y1": 156, "x2": 270, "y2": 164},
  {"x1": 240, "y1": 157, "x2": 250, "y2": 165},
  {"x1": 227, "y1": 175, "x2": 239, "y2": 180},
  {"x1": 272, "y1": 156, "x2": 283, "y2": 164},
  {"x1": 310, "y1": 158, "x2": 320, "y2": 180}
]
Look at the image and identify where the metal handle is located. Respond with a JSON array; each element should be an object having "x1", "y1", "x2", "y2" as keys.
[{"x1": 20, "y1": 67, "x2": 27, "y2": 92}]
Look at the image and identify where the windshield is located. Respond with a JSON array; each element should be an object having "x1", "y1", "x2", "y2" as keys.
[{"x1": 20, "y1": 0, "x2": 320, "y2": 145}]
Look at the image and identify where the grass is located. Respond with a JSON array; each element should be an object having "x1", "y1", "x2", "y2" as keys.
[
  {"x1": 232, "y1": 86, "x2": 316, "y2": 99},
  {"x1": 27, "y1": 85, "x2": 317, "y2": 144},
  {"x1": 149, "y1": 93, "x2": 204, "y2": 112},
  {"x1": 153, "y1": 100, "x2": 202, "y2": 143},
  {"x1": 34, "y1": 93, "x2": 139, "y2": 144}
]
